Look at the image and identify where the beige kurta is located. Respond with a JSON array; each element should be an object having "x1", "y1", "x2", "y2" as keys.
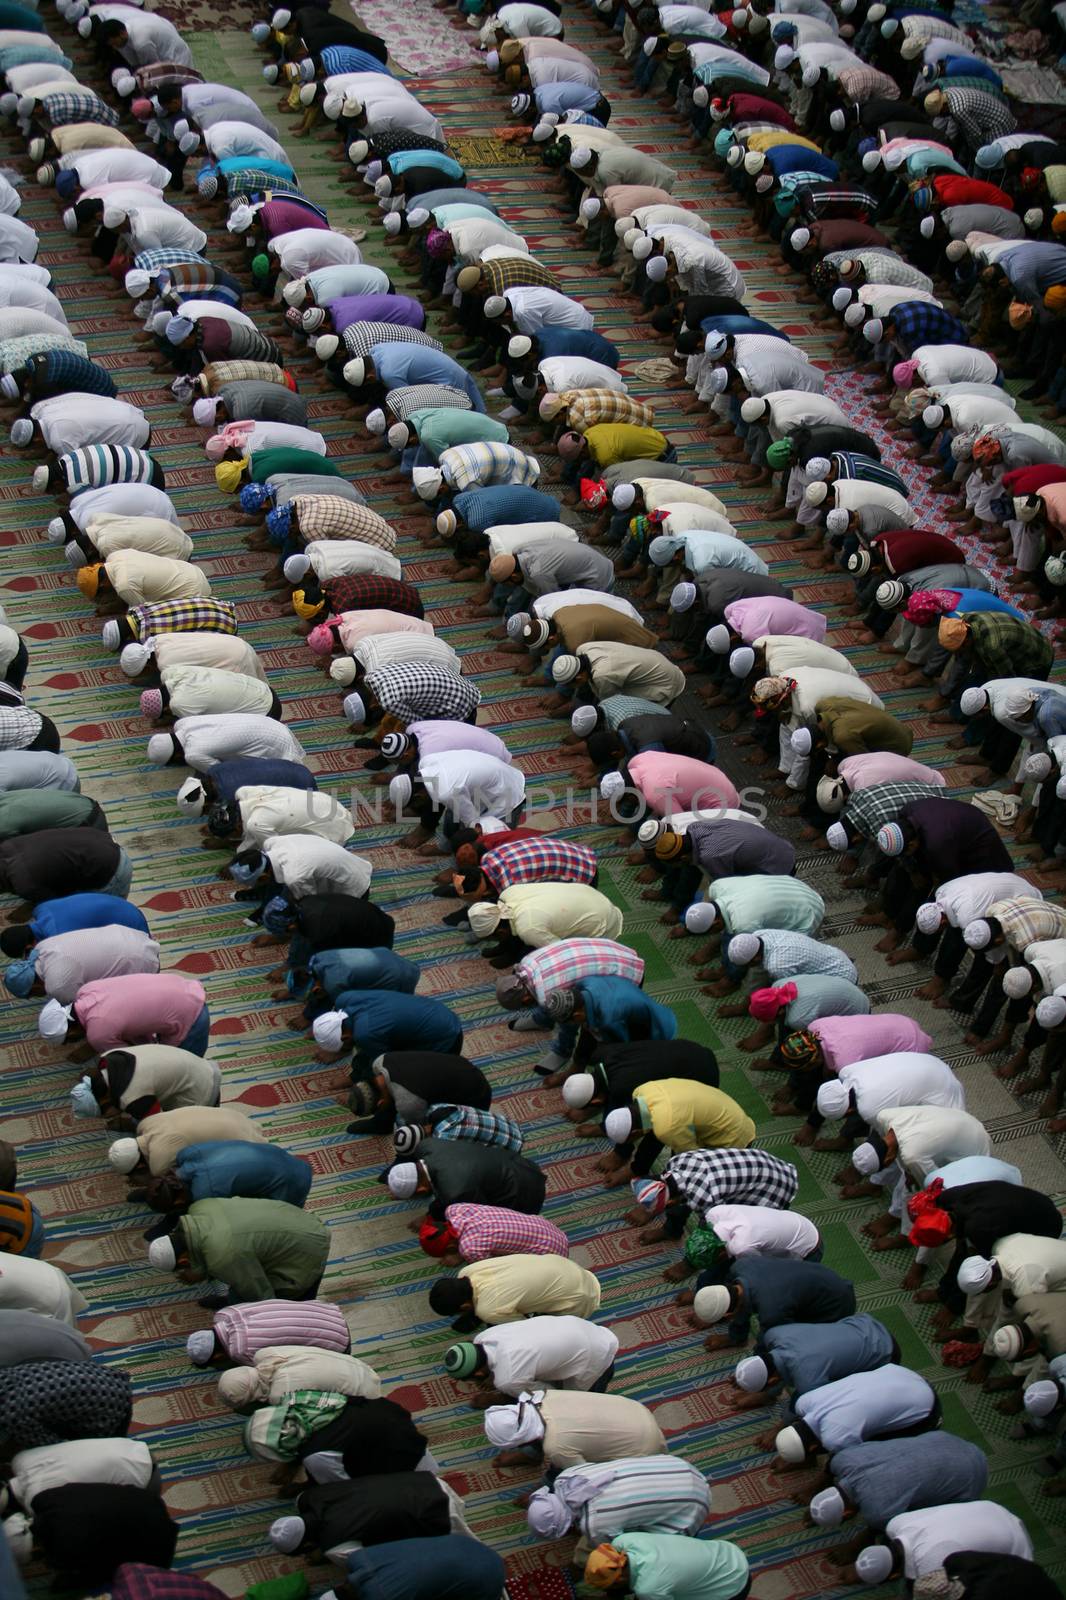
[
  {"x1": 244, "y1": 1346, "x2": 382, "y2": 1403},
  {"x1": 463, "y1": 1254, "x2": 601, "y2": 1323},
  {"x1": 151, "y1": 633, "x2": 267, "y2": 682},
  {"x1": 581, "y1": 641, "x2": 686, "y2": 705},
  {"x1": 106, "y1": 551, "x2": 211, "y2": 605},
  {"x1": 160, "y1": 664, "x2": 274, "y2": 719},
  {"x1": 87, "y1": 514, "x2": 193, "y2": 562},
  {"x1": 540, "y1": 1390, "x2": 666, "y2": 1469},
  {"x1": 135, "y1": 1105, "x2": 268, "y2": 1175}
]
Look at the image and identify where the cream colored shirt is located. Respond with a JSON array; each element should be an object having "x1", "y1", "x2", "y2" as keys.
[
  {"x1": 248, "y1": 1346, "x2": 382, "y2": 1402},
  {"x1": 994, "y1": 1234, "x2": 1066, "y2": 1298},
  {"x1": 150, "y1": 633, "x2": 267, "y2": 682},
  {"x1": 11, "y1": 1439, "x2": 153, "y2": 1508},
  {"x1": 581, "y1": 642, "x2": 686, "y2": 705},
  {"x1": 111, "y1": 1044, "x2": 220, "y2": 1112},
  {"x1": 760, "y1": 636, "x2": 858, "y2": 679},
  {"x1": 501, "y1": 883, "x2": 624, "y2": 948},
  {"x1": 463, "y1": 1253, "x2": 601, "y2": 1323},
  {"x1": 161, "y1": 664, "x2": 274, "y2": 718},
  {"x1": 136, "y1": 1105, "x2": 268, "y2": 1175},
  {"x1": 540, "y1": 1390, "x2": 666, "y2": 1469},
  {"x1": 87, "y1": 513, "x2": 193, "y2": 563},
  {"x1": 235, "y1": 786, "x2": 354, "y2": 849},
  {"x1": 0, "y1": 1255, "x2": 87, "y2": 1325},
  {"x1": 263, "y1": 834, "x2": 372, "y2": 900},
  {"x1": 105, "y1": 551, "x2": 211, "y2": 605}
]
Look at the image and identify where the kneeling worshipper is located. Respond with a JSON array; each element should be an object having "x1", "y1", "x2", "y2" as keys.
[
  {"x1": 483, "y1": 1387, "x2": 666, "y2": 1471},
  {"x1": 146, "y1": 1196, "x2": 331, "y2": 1305},
  {"x1": 186, "y1": 1298, "x2": 353, "y2": 1367},
  {"x1": 384, "y1": 1138, "x2": 547, "y2": 1221},
  {"x1": 428, "y1": 1253, "x2": 602, "y2": 1331},
  {"x1": 774, "y1": 1364, "x2": 941, "y2": 1465},
  {"x1": 526, "y1": 1456, "x2": 711, "y2": 1551},
  {"x1": 731, "y1": 1313, "x2": 898, "y2": 1412},
  {"x1": 444, "y1": 1313, "x2": 619, "y2": 1401},
  {"x1": 688, "y1": 1256, "x2": 857, "y2": 1353},
  {"x1": 317, "y1": 1535, "x2": 506, "y2": 1600},
  {"x1": 2, "y1": 1484, "x2": 180, "y2": 1592},
  {"x1": 582, "y1": 1533, "x2": 750, "y2": 1600},
  {"x1": 266, "y1": 1474, "x2": 475, "y2": 1561}
]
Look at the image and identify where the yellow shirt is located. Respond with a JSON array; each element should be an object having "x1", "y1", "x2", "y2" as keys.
[
  {"x1": 500, "y1": 883, "x2": 624, "y2": 949},
  {"x1": 635, "y1": 1080, "x2": 756, "y2": 1152},
  {"x1": 463, "y1": 1254, "x2": 601, "y2": 1323},
  {"x1": 747, "y1": 131, "x2": 823, "y2": 155}
]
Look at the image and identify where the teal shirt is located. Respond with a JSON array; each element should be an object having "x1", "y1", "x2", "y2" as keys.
[
  {"x1": 711, "y1": 875, "x2": 824, "y2": 936},
  {"x1": 786, "y1": 975, "x2": 871, "y2": 1028},
  {"x1": 411, "y1": 407, "x2": 510, "y2": 459},
  {"x1": 615, "y1": 1532, "x2": 750, "y2": 1600}
]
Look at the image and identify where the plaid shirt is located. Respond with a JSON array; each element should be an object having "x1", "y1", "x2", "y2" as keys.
[
  {"x1": 321, "y1": 574, "x2": 423, "y2": 618},
  {"x1": 482, "y1": 838, "x2": 598, "y2": 894},
  {"x1": 666, "y1": 1148, "x2": 798, "y2": 1221},
  {"x1": 30, "y1": 349, "x2": 116, "y2": 399},
  {"x1": 939, "y1": 86, "x2": 1017, "y2": 150},
  {"x1": 202, "y1": 360, "x2": 288, "y2": 394},
  {"x1": 0, "y1": 335, "x2": 87, "y2": 374},
  {"x1": 341, "y1": 323, "x2": 442, "y2": 361},
  {"x1": 428, "y1": 1104, "x2": 524, "y2": 1153},
  {"x1": 515, "y1": 938, "x2": 645, "y2": 1007},
  {"x1": 565, "y1": 391, "x2": 655, "y2": 433},
  {"x1": 225, "y1": 169, "x2": 303, "y2": 201},
  {"x1": 798, "y1": 187, "x2": 878, "y2": 224},
  {"x1": 251, "y1": 1387, "x2": 349, "y2": 1461},
  {"x1": 367, "y1": 663, "x2": 481, "y2": 725},
  {"x1": 891, "y1": 303, "x2": 969, "y2": 356},
  {"x1": 454, "y1": 485, "x2": 558, "y2": 532},
  {"x1": 134, "y1": 248, "x2": 209, "y2": 274},
  {"x1": 440, "y1": 442, "x2": 540, "y2": 494},
  {"x1": 445, "y1": 1201, "x2": 568, "y2": 1261},
  {"x1": 600, "y1": 694, "x2": 665, "y2": 730},
  {"x1": 969, "y1": 615, "x2": 1053, "y2": 681},
  {"x1": 295, "y1": 496, "x2": 396, "y2": 551},
  {"x1": 129, "y1": 598, "x2": 238, "y2": 641},
  {"x1": 0, "y1": 707, "x2": 42, "y2": 751},
  {"x1": 852, "y1": 251, "x2": 934, "y2": 293},
  {"x1": 61, "y1": 446, "x2": 157, "y2": 491},
  {"x1": 987, "y1": 897, "x2": 1066, "y2": 950},
  {"x1": 42, "y1": 92, "x2": 120, "y2": 130},
  {"x1": 758, "y1": 929, "x2": 857, "y2": 982},
  {"x1": 834, "y1": 65, "x2": 899, "y2": 102},
  {"x1": 482, "y1": 257, "x2": 558, "y2": 295},
  {"x1": 360, "y1": 130, "x2": 450, "y2": 160},
  {"x1": 843, "y1": 780, "x2": 945, "y2": 841},
  {"x1": 831, "y1": 453, "x2": 906, "y2": 495},
  {"x1": 113, "y1": 1564, "x2": 221, "y2": 1600},
  {"x1": 385, "y1": 383, "x2": 471, "y2": 423}
]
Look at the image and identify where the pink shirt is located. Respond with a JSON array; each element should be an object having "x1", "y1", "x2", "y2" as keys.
[
  {"x1": 725, "y1": 596, "x2": 827, "y2": 644},
  {"x1": 74, "y1": 974, "x2": 207, "y2": 1053},
  {"x1": 335, "y1": 611, "x2": 433, "y2": 650},
  {"x1": 838, "y1": 753, "x2": 947, "y2": 791},
  {"x1": 408, "y1": 720, "x2": 512, "y2": 764},
  {"x1": 813, "y1": 1012, "x2": 934, "y2": 1073},
  {"x1": 628, "y1": 751, "x2": 739, "y2": 816},
  {"x1": 214, "y1": 1299, "x2": 351, "y2": 1362}
]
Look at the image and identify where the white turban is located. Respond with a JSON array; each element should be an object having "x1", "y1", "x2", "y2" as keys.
[
  {"x1": 957, "y1": 1255, "x2": 994, "y2": 1295},
  {"x1": 468, "y1": 902, "x2": 504, "y2": 939},
  {"x1": 312, "y1": 1010, "x2": 348, "y2": 1052},
  {"x1": 484, "y1": 1393, "x2": 546, "y2": 1448},
  {"x1": 816, "y1": 1080, "x2": 849, "y2": 1119},
  {"x1": 38, "y1": 999, "x2": 72, "y2": 1042}
]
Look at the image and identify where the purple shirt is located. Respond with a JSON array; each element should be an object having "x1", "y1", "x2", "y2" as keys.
[
  {"x1": 408, "y1": 720, "x2": 511, "y2": 764},
  {"x1": 813, "y1": 1013, "x2": 934, "y2": 1074},
  {"x1": 725, "y1": 596, "x2": 827, "y2": 643},
  {"x1": 260, "y1": 199, "x2": 328, "y2": 238},
  {"x1": 331, "y1": 295, "x2": 425, "y2": 334}
]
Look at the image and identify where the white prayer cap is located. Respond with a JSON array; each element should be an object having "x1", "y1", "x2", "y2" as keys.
[
  {"x1": 693, "y1": 1284, "x2": 731, "y2": 1324},
  {"x1": 312, "y1": 1010, "x2": 348, "y2": 1052},
  {"x1": 108, "y1": 1137, "x2": 141, "y2": 1174},
  {"x1": 956, "y1": 1254, "x2": 994, "y2": 1295}
]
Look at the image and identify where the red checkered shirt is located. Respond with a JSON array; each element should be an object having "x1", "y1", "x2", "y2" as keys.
[
  {"x1": 516, "y1": 937, "x2": 645, "y2": 1007},
  {"x1": 481, "y1": 838, "x2": 598, "y2": 894},
  {"x1": 445, "y1": 1202, "x2": 569, "y2": 1262}
]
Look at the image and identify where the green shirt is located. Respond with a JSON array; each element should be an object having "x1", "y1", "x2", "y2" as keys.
[
  {"x1": 615, "y1": 1533, "x2": 750, "y2": 1600},
  {"x1": 711, "y1": 874, "x2": 824, "y2": 936},
  {"x1": 411, "y1": 407, "x2": 510, "y2": 459},
  {"x1": 250, "y1": 447, "x2": 342, "y2": 481},
  {"x1": 181, "y1": 1197, "x2": 330, "y2": 1303},
  {"x1": 0, "y1": 789, "x2": 100, "y2": 839}
]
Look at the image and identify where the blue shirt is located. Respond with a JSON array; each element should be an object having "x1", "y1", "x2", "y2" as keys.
[
  {"x1": 534, "y1": 324, "x2": 620, "y2": 367},
  {"x1": 216, "y1": 155, "x2": 294, "y2": 183},
  {"x1": 1035, "y1": 690, "x2": 1066, "y2": 741},
  {"x1": 310, "y1": 947, "x2": 420, "y2": 999},
  {"x1": 209, "y1": 759, "x2": 317, "y2": 803},
  {"x1": 388, "y1": 150, "x2": 464, "y2": 181},
  {"x1": 335, "y1": 989, "x2": 463, "y2": 1056},
  {"x1": 454, "y1": 485, "x2": 560, "y2": 532},
  {"x1": 720, "y1": 1258, "x2": 856, "y2": 1344},
  {"x1": 761, "y1": 1313, "x2": 895, "y2": 1400},
  {"x1": 768, "y1": 146, "x2": 838, "y2": 180},
  {"x1": 829, "y1": 1432, "x2": 988, "y2": 1528},
  {"x1": 371, "y1": 344, "x2": 485, "y2": 412},
  {"x1": 344, "y1": 1536, "x2": 505, "y2": 1600},
  {"x1": 578, "y1": 976, "x2": 677, "y2": 1043},
  {"x1": 410, "y1": 187, "x2": 498, "y2": 216},
  {"x1": 532, "y1": 82, "x2": 602, "y2": 115},
  {"x1": 946, "y1": 588, "x2": 1023, "y2": 619},
  {"x1": 0, "y1": 752, "x2": 80, "y2": 793},
  {"x1": 320, "y1": 43, "x2": 393, "y2": 77},
  {"x1": 699, "y1": 314, "x2": 790, "y2": 341},
  {"x1": 30, "y1": 893, "x2": 149, "y2": 941},
  {"x1": 174, "y1": 1141, "x2": 313, "y2": 1207}
]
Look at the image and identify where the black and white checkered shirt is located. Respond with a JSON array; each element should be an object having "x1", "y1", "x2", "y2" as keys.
[
  {"x1": 666, "y1": 1148, "x2": 798, "y2": 1220},
  {"x1": 340, "y1": 323, "x2": 443, "y2": 361},
  {"x1": 366, "y1": 663, "x2": 481, "y2": 726}
]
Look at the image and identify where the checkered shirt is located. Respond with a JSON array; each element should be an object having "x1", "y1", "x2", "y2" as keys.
[
  {"x1": 129, "y1": 598, "x2": 238, "y2": 641},
  {"x1": 445, "y1": 1201, "x2": 568, "y2": 1261},
  {"x1": 367, "y1": 663, "x2": 481, "y2": 725},
  {"x1": 853, "y1": 252, "x2": 934, "y2": 292},
  {"x1": 565, "y1": 391, "x2": 655, "y2": 433},
  {"x1": 757, "y1": 929, "x2": 857, "y2": 982},
  {"x1": 341, "y1": 323, "x2": 443, "y2": 361},
  {"x1": 843, "y1": 780, "x2": 945, "y2": 841},
  {"x1": 0, "y1": 706, "x2": 42, "y2": 751},
  {"x1": 321, "y1": 574, "x2": 423, "y2": 618},
  {"x1": 831, "y1": 453, "x2": 906, "y2": 495},
  {"x1": 31, "y1": 349, "x2": 116, "y2": 399},
  {"x1": 0, "y1": 335, "x2": 87, "y2": 375},
  {"x1": 385, "y1": 383, "x2": 471, "y2": 423},
  {"x1": 834, "y1": 65, "x2": 899, "y2": 102},
  {"x1": 891, "y1": 302, "x2": 969, "y2": 356},
  {"x1": 440, "y1": 442, "x2": 541, "y2": 494},
  {"x1": 482, "y1": 257, "x2": 558, "y2": 295},
  {"x1": 454, "y1": 485, "x2": 558, "y2": 532},
  {"x1": 202, "y1": 360, "x2": 288, "y2": 394},
  {"x1": 798, "y1": 187, "x2": 879, "y2": 223},
  {"x1": 61, "y1": 446, "x2": 157, "y2": 491},
  {"x1": 515, "y1": 938, "x2": 645, "y2": 1008},
  {"x1": 666, "y1": 1147, "x2": 798, "y2": 1220},
  {"x1": 226, "y1": 170, "x2": 303, "y2": 201},
  {"x1": 295, "y1": 496, "x2": 396, "y2": 551},
  {"x1": 428, "y1": 1104, "x2": 524, "y2": 1153},
  {"x1": 482, "y1": 838, "x2": 598, "y2": 895},
  {"x1": 987, "y1": 897, "x2": 1066, "y2": 950},
  {"x1": 941, "y1": 86, "x2": 1017, "y2": 149},
  {"x1": 970, "y1": 614, "x2": 1053, "y2": 682},
  {"x1": 600, "y1": 694, "x2": 663, "y2": 730},
  {"x1": 134, "y1": 248, "x2": 210, "y2": 274},
  {"x1": 42, "y1": 92, "x2": 120, "y2": 130}
]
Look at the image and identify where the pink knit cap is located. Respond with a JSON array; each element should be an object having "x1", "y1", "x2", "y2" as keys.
[
  {"x1": 306, "y1": 623, "x2": 336, "y2": 655},
  {"x1": 892, "y1": 359, "x2": 920, "y2": 388}
]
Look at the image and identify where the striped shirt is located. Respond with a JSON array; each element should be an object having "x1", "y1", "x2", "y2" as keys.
[
  {"x1": 481, "y1": 838, "x2": 598, "y2": 894},
  {"x1": 214, "y1": 1299, "x2": 352, "y2": 1362},
  {"x1": 439, "y1": 442, "x2": 541, "y2": 493},
  {"x1": 366, "y1": 663, "x2": 481, "y2": 725},
  {"x1": 986, "y1": 897, "x2": 1066, "y2": 950},
  {"x1": 515, "y1": 938, "x2": 645, "y2": 1007},
  {"x1": 830, "y1": 453, "x2": 906, "y2": 494},
  {"x1": 666, "y1": 1148, "x2": 799, "y2": 1220},
  {"x1": 566, "y1": 1458, "x2": 711, "y2": 1543},
  {"x1": 128, "y1": 598, "x2": 238, "y2": 641},
  {"x1": 427, "y1": 1104, "x2": 524, "y2": 1154},
  {"x1": 295, "y1": 496, "x2": 396, "y2": 551},
  {"x1": 385, "y1": 383, "x2": 472, "y2": 423},
  {"x1": 565, "y1": 391, "x2": 655, "y2": 433},
  {"x1": 29, "y1": 349, "x2": 116, "y2": 399},
  {"x1": 61, "y1": 446, "x2": 158, "y2": 492},
  {"x1": 445, "y1": 1202, "x2": 568, "y2": 1261},
  {"x1": 842, "y1": 781, "x2": 945, "y2": 841},
  {"x1": 341, "y1": 323, "x2": 443, "y2": 360},
  {"x1": 798, "y1": 187, "x2": 879, "y2": 222},
  {"x1": 0, "y1": 1190, "x2": 34, "y2": 1254},
  {"x1": 850, "y1": 253, "x2": 934, "y2": 292},
  {"x1": 133, "y1": 248, "x2": 210, "y2": 275}
]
